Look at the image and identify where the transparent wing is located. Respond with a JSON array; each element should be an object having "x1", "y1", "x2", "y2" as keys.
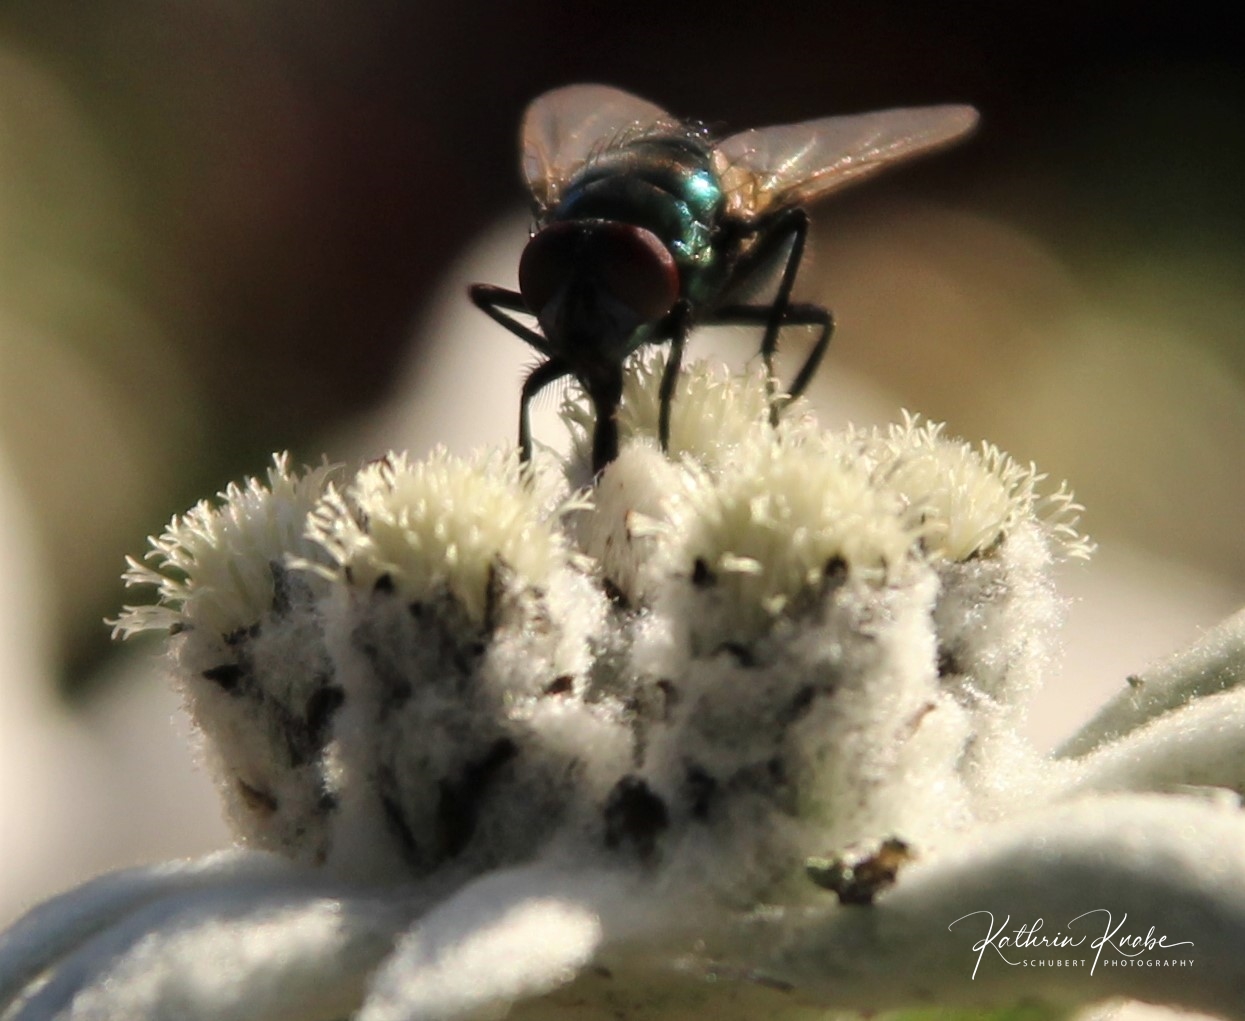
[
  {"x1": 521, "y1": 84, "x2": 674, "y2": 212},
  {"x1": 713, "y1": 105, "x2": 979, "y2": 218}
]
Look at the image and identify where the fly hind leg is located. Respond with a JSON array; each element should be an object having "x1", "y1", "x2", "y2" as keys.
[
  {"x1": 704, "y1": 301, "x2": 834, "y2": 422},
  {"x1": 719, "y1": 208, "x2": 834, "y2": 422}
]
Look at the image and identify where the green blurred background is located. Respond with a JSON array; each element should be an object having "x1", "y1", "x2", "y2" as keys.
[{"x1": 0, "y1": 0, "x2": 1241, "y2": 698}]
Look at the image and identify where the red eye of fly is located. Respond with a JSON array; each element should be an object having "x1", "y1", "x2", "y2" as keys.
[{"x1": 520, "y1": 221, "x2": 679, "y2": 324}]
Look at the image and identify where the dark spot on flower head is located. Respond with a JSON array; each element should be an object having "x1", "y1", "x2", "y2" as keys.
[
  {"x1": 823, "y1": 555, "x2": 848, "y2": 588},
  {"x1": 656, "y1": 679, "x2": 678, "y2": 718},
  {"x1": 225, "y1": 623, "x2": 260, "y2": 647},
  {"x1": 305, "y1": 683, "x2": 345, "y2": 747},
  {"x1": 373, "y1": 573, "x2": 395, "y2": 594},
  {"x1": 484, "y1": 560, "x2": 505, "y2": 630},
  {"x1": 766, "y1": 755, "x2": 787, "y2": 785},
  {"x1": 601, "y1": 576, "x2": 631, "y2": 609},
  {"x1": 380, "y1": 788, "x2": 420, "y2": 863},
  {"x1": 724, "y1": 754, "x2": 797, "y2": 812},
  {"x1": 1126, "y1": 674, "x2": 1144, "y2": 690},
  {"x1": 202, "y1": 662, "x2": 245, "y2": 693},
  {"x1": 543, "y1": 675, "x2": 575, "y2": 696},
  {"x1": 437, "y1": 738, "x2": 519, "y2": 858},
  {"x1": 718, "y1": 642, "x2": 757, "y2": 668},
  {"x1": 494, "y1": 557, "x2": 549, "y2": 628},
  {"x1": 237, "y1": 779, "x2": 279, "y2": 817},
  {"x1": 286, "y1": 683, "x2": 343, "y2": 768},
  {"x1": 779, "y1": 683, "x2": 831, "y2": 725},
  {"x1": 603, "y1": 776, "x2": 669, "y2": 862},
  {"x1": 685, "y1": 764, "x2": 717, "y2": 819},
  {"x1": 692, "y1": 558, "x2": 716, "y2": 588},
  {"x1": 965, "y1": 530, "x2": 1005, "y2": 561},
  {"x1": 168, "y1": 621, "x2": 187, "y2": 636},
  {"x1": 937, "y1": 646, "x2": 963, "y2": 679},
  {"x1": 270, "y1": 560, "x2": 294, "y2": 614},
  {"x1": 900, "y1": 701, "x2": 938, "y2": 740}
]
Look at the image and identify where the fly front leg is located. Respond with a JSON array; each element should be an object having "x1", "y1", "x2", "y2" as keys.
[
  {"x1": 657, "y1": 301, "x2": 693, "y2": 452},
  {"x1": 586, "y1": 364, "x2": 626, "y2": 476},
  {"x1": 471, "y1": 283, "x2": 568, "y2": 465},
  {"x1": 469, "y1": 284, "x2": 554, "y2": 357},
  {"x1": 519, "y1": 359, "x2": 571, "y2": 465}
]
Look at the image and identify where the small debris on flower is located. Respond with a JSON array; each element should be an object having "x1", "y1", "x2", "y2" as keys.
[{"x1": 805, "y1": 836, "x2": 915, "y2": 905}]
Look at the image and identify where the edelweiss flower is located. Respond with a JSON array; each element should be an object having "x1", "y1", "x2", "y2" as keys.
[{"x1": 3, "y1": 355, "x2": 1243, "y2": 1021}]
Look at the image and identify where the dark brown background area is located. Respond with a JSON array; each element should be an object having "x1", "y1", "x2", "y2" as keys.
[{"x1": 0, "y1": 1, "x2": 1241, "y2": 692}]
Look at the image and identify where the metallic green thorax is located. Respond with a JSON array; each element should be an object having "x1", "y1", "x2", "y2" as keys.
[{"x1": 549, "y1": 133, "x2": 732, "y2": 308}]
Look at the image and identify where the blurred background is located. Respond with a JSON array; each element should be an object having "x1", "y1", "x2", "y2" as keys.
[{"x1": 0, "y1": 0, "x2": 1241, "y2": 928}]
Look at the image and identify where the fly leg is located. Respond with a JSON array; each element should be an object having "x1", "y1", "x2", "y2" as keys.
[
  {"x1": 586, "y1": 363, "x2": 625, "y2": 475},
  {"x1": 706, "y1": 300, "x2": 834, "y2": 414},
  {"x1": 471, "y1": 284, "x2": 569, "y2": 464},
  {"x1": 519, "y1": 359, "x2": 572, "y2": 464},
  {"x1": 657, "y1": 300, "x2": 693, "y2": 453},
  {"x1": 722, "y1": 208, "x2": 833, "y2": 422},
  {"x1": 469, "y1": 284, "x2": 555, "y2": 356}
]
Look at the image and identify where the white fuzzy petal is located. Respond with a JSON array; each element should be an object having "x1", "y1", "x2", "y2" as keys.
[
  {"x1": 730, "y1": 795, "x2": 1245, "y2": 1018},
  {"x1": 0, "y1": 851, "x2": 283, "y2": 1013},
  {"x1": 1059, "y1": 607, "x2": 1245, "y2": 758},
  {"x1": 5, "y1": 869, "x2": 418, "y2": 1021},
  {"x1": 360, "y1": 861, "x2": 648, "y2": 1021},
  {"x1": 1066, "y1": 687, "x2": 1245, "y2": 799}
]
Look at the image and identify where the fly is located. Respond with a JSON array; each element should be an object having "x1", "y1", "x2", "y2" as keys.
[{"x1": 471, "y1": 84, "x2": 978, "y2": 474}]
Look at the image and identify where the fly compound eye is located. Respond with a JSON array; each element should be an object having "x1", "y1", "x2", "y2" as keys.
[
  {"x1": 519, "y1": 221, "x2": 679, "y2": 325},
  {"x1": 595, "y1": 223, "x2": 680, "y2": 324},
  {"x1": 518, "y1": 221, "x2": 578, "y2": 317}
]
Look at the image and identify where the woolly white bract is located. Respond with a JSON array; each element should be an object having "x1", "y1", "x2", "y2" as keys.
[{"x1": 6, "y1": 354, "x2": 1245, "y2": 1021}]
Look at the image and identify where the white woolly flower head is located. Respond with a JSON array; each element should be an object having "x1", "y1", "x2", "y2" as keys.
[
  {"x1": 852, "y1": 413, "x2": 1093, "y2": 564},
  {"x1": 16, "y1": 355, "x2": 1245, "y2": 1021},
  {"x1": 305, "y1": 447, "x2": 571, "y2": 624},
  {"x1": 666, "y1": 436, "x2": 919, "y2": 640},
  {"x1": 113, "y1": 453, "x2": 336, "y2": 639},
  {"x1": 99, "y1": 357, "x2": 1092, "y2": 889}
]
